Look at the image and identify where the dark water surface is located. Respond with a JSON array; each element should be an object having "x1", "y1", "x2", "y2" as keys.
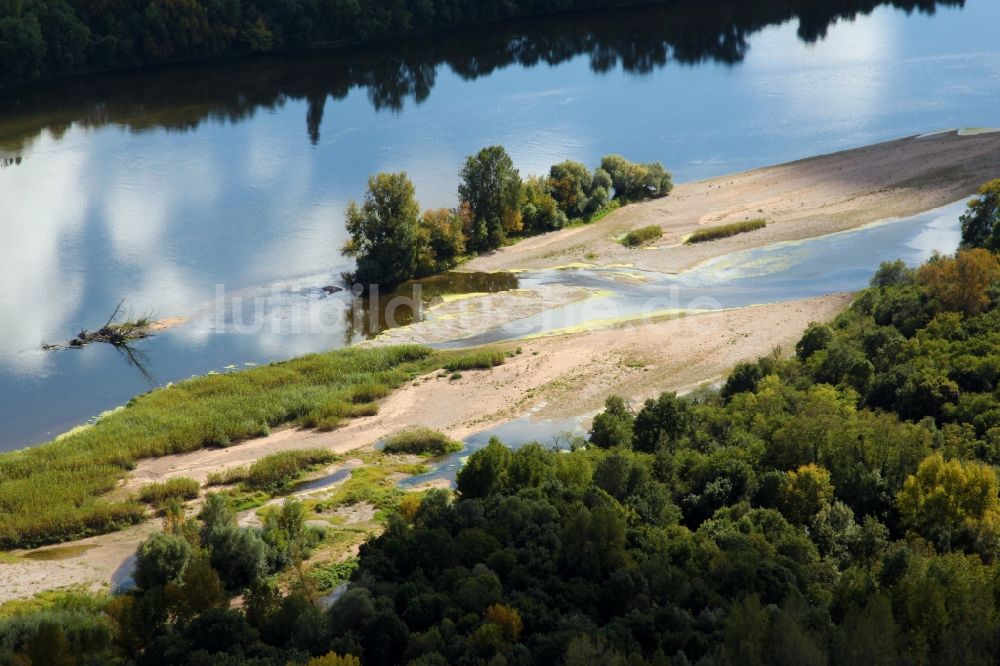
[{"x1": 1, "y1": 0, "x2": 997, "y2": 449}]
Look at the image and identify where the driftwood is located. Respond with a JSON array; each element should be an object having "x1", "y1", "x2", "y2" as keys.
[{"x1": 43, "y1": 299, "x2": 156, "y2": 351}]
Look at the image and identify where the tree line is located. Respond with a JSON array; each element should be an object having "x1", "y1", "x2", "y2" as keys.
[
  {"x1": 0, "y1": 0, "x2": 964, "y2": 91},
  {"x1": 0, "y1": 0, "x2": 964, "y2": 158},
  {"x1": 342, "y1": 146, "x2": 672, "y2": 286}
]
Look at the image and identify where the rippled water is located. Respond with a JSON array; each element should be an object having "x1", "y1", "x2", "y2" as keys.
[{"x1": 1, "y1": 0, "x2": 997, "y2": 449}]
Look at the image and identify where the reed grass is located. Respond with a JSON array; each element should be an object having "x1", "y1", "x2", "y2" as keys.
[
  {"x1": 621, "y1": 225, "x2": 663, "y2": 247},
  {"x1": 207, "y1": 449, "x2": 337, "y2": 492},
  {"x1": 0, "y1": 345, "x2": 436, "y2": 549},
  {"x1": 138, "y1": 477, "x2": 200, "y2": 507},
  {"x1": 686, "y1": 218, "x2": 766, "y2": 243},
  {"x1": 443, "y1": 350, "x2": 507, "y2": 372},
  {"x1": 383, "y1": 427, "x2": 463, "y2": 456}
]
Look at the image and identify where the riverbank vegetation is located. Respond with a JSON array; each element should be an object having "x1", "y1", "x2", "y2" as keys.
[
  {"x1": 0, "y1": 345, "x2": 441, "y2": 549},
  {"x1": 344, "y1": 146, "x2": 672, "y2": 285},
  {"x1": 687, "y1": 218, "x2": 767, "y2": 244},
  {"x1": 137, "y1": 478, "x2": 200, "y2": 510},
  {"x1": 206, "y1": 449, "x2": 338, "y2": 493},
  {"x1": 443, "y1": 350, "x2": 508, "y2": 372},
  {"x1": 4, "y1": 184, "x2": 1000, "y2": 663}
]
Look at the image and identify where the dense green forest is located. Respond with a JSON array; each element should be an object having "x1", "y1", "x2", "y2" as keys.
[
  {"x1": 0, "y1": 0, "x2": 964, "y2": 91},
  {"x1": 343, "y1": 147, "x2": 671, "y2": 285},
  {"x1": 1, "y1": 183, "x2": 999, "y2": 664}
]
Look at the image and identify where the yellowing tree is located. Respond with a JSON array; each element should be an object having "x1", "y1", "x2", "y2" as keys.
[
  {"x1": 918, "y1": 249, "x2": 1000, "y2": 316},
  {"x1": 780, "y1": 463, "x2": 834, "y2": 524},
  {"x1": 897, "y1": 453, "x2": 1000, "y2": 559},
  {"x1": 485, "y1": 603, "x2": 524, "y2": 643},
  {"x1": 304, "y1": 652, "x2": 361, "y2": 666}
]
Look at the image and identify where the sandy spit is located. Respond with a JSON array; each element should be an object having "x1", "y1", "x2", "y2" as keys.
[{"x1": 462, "y1": 131, "x2": 1000, "y2": 274}]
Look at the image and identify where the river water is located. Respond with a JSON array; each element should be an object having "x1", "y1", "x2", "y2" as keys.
[{"x1": 1, "y1": 0, "x2": 998, "y2": 450}]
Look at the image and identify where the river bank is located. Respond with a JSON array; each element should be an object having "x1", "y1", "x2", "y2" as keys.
[
  {"x1": 464, "y1": 130, "x2": 1000, "y2": 274},
  {"x1": 1, "y1": 129, "x2": 989, "y2": 601},
  {"x1": 0, "y1": 293, "x2": 851, "y2": 602}
]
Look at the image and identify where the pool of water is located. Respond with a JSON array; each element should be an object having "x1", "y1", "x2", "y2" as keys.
[
  {"x1": 438, "y1": 200, "x2": 965, "y2": 347},
  {"x1": 401, "y1": 414, "x2": 590, "y2": 488},
  {"x1": 1, "y1": 0, "x2": 997, "y2": 449}
]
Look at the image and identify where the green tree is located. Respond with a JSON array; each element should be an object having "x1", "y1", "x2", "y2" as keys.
[
  {"x1": 458, "y1": 146, "x2": 522, "y2": 251},
  {"x1": 548, "y1": 160, "x2": 609, "y2": 219},
  {"x1": 342, "y1": 172, "x2": 422, "y2": 286},
  {"x1": 307, "y1": 653, "x2": 362, "y2": 666},
  {"x1": 796, "y1": 322, "x2": 834, "y2": 360},
  {"x1": 870, "y1": 259, "x2": 913, "y2": 288},
  {"x1": 960, "y1": 179, "x2": 1000, "y2": 250},
  {"x1": 457, "y1": 438, "x2": 511, "y2": 498},
  {"x1": 599, "y1": 154, "x2": 673, "y2": 202},
  {"x1": 520, "y1": 176, "x2": 566, "y2": 233},
  {"x1": 166, "y1": 555, "x2": 227, "y2": 621},
  {"x1": 134, "y1": 532, "x2": 192, "y2": 589},
  {"x1": 25, "y1": 622, "x2": 74, "y2": 666},
  {"x1": 633, "y1": 392, "x2": 691, "y2": 452},
  {"x1": 0, "y1": 13, "x2": 45, "y2": 87},
  {"x1": 589, "y1": 395, "x2": 634, "y2": 448},
  {"x1": 722, "y1": 361, "x2": 764, "y2": 401}
]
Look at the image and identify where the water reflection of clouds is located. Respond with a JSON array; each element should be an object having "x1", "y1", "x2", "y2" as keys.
[
  {"x1": 0, "y1": 130, "x2": 88, "y2": 371},
  {"x1": 102, "y1": 137, "x2": 221, "y2": 320}
]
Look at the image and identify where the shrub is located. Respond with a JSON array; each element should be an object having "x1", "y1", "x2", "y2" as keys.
[
  {"x1": 443, "y1": 350, "x2": 506, "y2": 372},
  {"x1": 621, "y1": 225, "x2": 663, "y2": 247},
  {"x1": 383, "y1": 427, "x2": 463, "y2": 456},
  {"x1": 686, "y1": 218, "x2": 766, "y2": 243}
]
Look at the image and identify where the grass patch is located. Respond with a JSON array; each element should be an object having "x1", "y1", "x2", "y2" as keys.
[
  {"x1": 138, "y1": 477, "x2": 200, "y2": 508},
  {"x1": 308, "y1": 557, "x2": 359, "y2": 592},
  {"x1": 0, "y1": 344, "x2": 438, "y2": 549},
  {"x1": 621, "y1": 225, "x2": 663, "y2": 247},
  {"x1": 0, "y1": 586, "x2": 104, "y2": 620},
  {"x1": 686, "y1": 218, "x2": 766, "y2": 244},
  {"x1": 318, "y1": 462, "x2": 428, "y2": 512},
  {"x1": 383, "y1": 427, "x2": 463, "y2": 456},
  {"x1": 443, "y1": 350, "x2": 507, "y2": 372},
  {"x1": 206, "y1": 449, "x2": 337, "y2": 493}
]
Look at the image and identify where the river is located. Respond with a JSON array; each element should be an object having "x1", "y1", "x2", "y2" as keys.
[{"x1": 0, "y1": 0, "x2": 997, "y2": 450}]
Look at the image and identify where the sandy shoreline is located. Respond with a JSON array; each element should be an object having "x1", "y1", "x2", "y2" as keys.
[
  {"x1": 463, "y1": 131, "x2": 1000, "y2": 274},
  {"x1": 0, "y1": 293, "x2": 851, "y2": 602}
]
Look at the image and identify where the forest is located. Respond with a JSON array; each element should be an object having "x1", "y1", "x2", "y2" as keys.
[
  {"x1": 0, "y1": 0, "x2": 965, "y2": 91},
  {"x1": 1, "y1": 183, "x2": 998, "y2": 664}
]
